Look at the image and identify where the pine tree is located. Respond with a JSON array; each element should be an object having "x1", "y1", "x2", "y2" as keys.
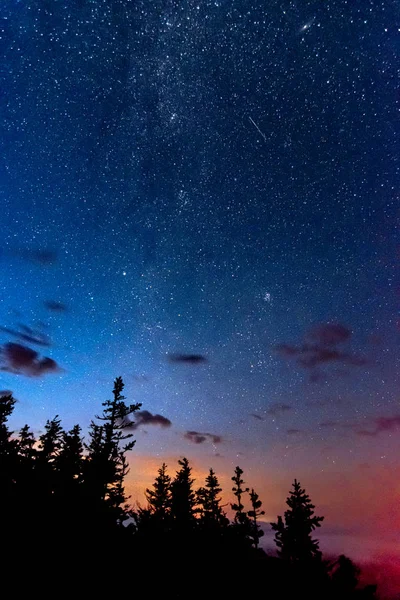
[
  {"x1": 38, "y1": 415, "x2": 63, "y2": 463},
  {"x1": 0, "y1": 393, "x2": 18, "y2": 526},
  {"x1": 146, "y1": 462, "x2": 171, "y2": 522},
  {"x1": 248, "y1": 488, "x2": 265, "y2": 549},
  {"x1": 18, "y1": 425, "x2": 36, "y2": 463},
  {"x1": 57, "y1": 425, "x2": 84, "y2": 486},
  {"x1": 170, "y1": 457, "x2": 196, "y2": 530},
  {"x1": 329, "y1": 555, "x2": 378, "y2": 599},
  {"x1": 196, "y1": 468, "x2": 228, "y2": 528},
  {"x1": 85, "y1": 377, "x2": 141, "y2": 525},
  {"x1": 271, "y1": 479, "x2": 324, "y2": 563},
  {"x1": 231, "y1": 465, "x2": 250, "y2": 527}
]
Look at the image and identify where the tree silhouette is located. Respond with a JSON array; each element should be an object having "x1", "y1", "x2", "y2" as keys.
[
  {"x1": 248, "y1": 488, "x2": 265, "y2": 549},
  {"x1": 271, "y1": 479, "x2": 324, "y2": 563},
  {"x1": 196, "y1": 468, "x2": 228, "y2": 529},
  {"x1": 87, "y1": 376, "x2": 141, "y2": 522},
  {"x1": 0, "y1": 393, "x2": 18, "y2": 529},
  {"x1": 37, "y1": 415, "x2": 63, "y2": 497},
  {"x1": 146, "y1": 462, "x2": 171, "y2": 523},
  {"x1": 329, "y1": 555, "x2": 378, "y2": 599},
  {"x1": 57, "y1": 424, "x2": 84, "y2": 484},
  {"x1": 0, "y1": 379, "x2": 382, "y2": 596},
  {"x1": 170, "y1": 457, "x2": 196, "y2": 530},
  {"x1": 38, "y1": 415, "x2": 63, "y2": 462},
  {"x1": 231, "y1": 465, "x2": 249, "y2": 524},
  {"x1": 18, "y1": 424, "x2": 36, "y2": 462}
]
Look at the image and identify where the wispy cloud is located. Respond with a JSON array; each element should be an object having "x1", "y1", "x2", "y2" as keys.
[
  {"x1": 250, "y1": 413, "x2": 264, "y2": 421},
  {"x1": 267, "y1": 403, "x2": 293, "y2": 416},
  {"x1": 356, "y1": 414, "x2": 400, "y2": 437},
  {"x1": 168, "y1": 353, "x2": 208, "y2": 365},
  {"x1": 184, "y1": 430, "x2": 222, "y2": 445},
  {"x1": 275, "y1": 323, "x2": 367, "y2": 381},
  {"x1": 0, "y1": 323, "x2": 51, "y2": 347},
  {"x1": 0, "y1": 343, "x2": 61, "y2": 377},
  {"x1": 125, "y1": 410, "x2": 172, "y2": 431},
  {"x1": 44, "y1": 300, "x2": 68, "y2": 312}
]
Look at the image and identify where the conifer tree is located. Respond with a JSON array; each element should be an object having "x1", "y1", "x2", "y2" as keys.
[
  {"x1": 271, "y1": 479, "x2": 324, "y2": 562},
  {"x1": 38, "y1": 415, "x2": 63, "y2": 463},
  {"x1": 248, "y1": 487, "x2": 265, "y2": 549},
  {"x1": 57, "y1": 424, "x2": 84, "y2": 486},
  {"x1": 36, "y1": 415, "x2": 64, "y2": 498},
  {"x1": 146, "y1": 462, "x2": 171, "y2": 522},
  {"x1": 196, "y1": 468, "x2": 227, "y2": 528},
  {"x1": 329, "y1": 555, "x2": 377, "y2": 599},
  {"x1": 18, "y1": 424, "x2": 36, "y2": 463},
  {"x1": 231, "y1": 465, "x2": 250, "y2": 526},
  {"x1": 85, "y1": 377, "x2": 141, "y2": 524},
  {"x1": 170, "y1": 457, "x2": 196, "y2": 529},
  {"x1": 0, "y1": 393, "x2": 18, "y2": 522},
  {"x1": 0, "y1": 392, "x2": 17, "y2": 448}
]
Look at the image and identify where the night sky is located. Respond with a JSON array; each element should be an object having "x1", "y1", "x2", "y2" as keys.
[{"x1": 1, "y1": 0, "x2": 399, "y2": 574}]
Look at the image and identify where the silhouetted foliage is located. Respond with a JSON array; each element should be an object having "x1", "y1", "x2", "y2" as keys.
[
  {"x1": 329, "y1": 555, "x2": 378, "y2": 600},
  {"x1": 271, "y1": 479, "x2": 324, "y2": 563},
  {"x1": 0, "y1": 381, "x2": 380, "y2": 597},
  {"x1": 196, "y1": 468, "x2": 228, "y2": 529},
  {"x1": 85, "y1": 376, "x2": 141, "y2": 527},
  {"x1": 145, "y1": 462, "x2": 171, "y2": 522},
  {"x1": 231, "y1": 465, "x2": 249, "y2": 522},
  {"x1": 0, "y1": 393, "x2": 18, "y2": 525},
  {"x1": 248, "y1": 487, "x2": 265, "y2": 549},
  {"x1": 171, "y1": 457, "x2": 196, "y2": 530}
]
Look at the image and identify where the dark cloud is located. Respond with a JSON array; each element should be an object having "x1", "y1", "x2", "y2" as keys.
[
  {"x1": 308, "y1": 323, "x2": 352, "y2": 346},
  {"x1": 184, "y1": 430, "x2": 223, "y2": 445},
  {"x1": 250, "y1": 413, "x2": 264, "y2": 421},
  {"x1": 287, "y1": 428, "x2": 302, "y2": 435},
  {"x1": 125, "y1": 410, "x2": 171, "y2": 431},
  {"x1": 0, "y1": 324, "x2": 51, "y2": 347},
  {"x1": 168, "y1": 353, "x2": 207, "y2": 364},
  {"x1": 0, "y1": 343, "x2": 61, "y2": 377},
  {"x1": 319, "y1": 420, "x2": 342, "y2": 429},
  {"x1": 356, "y1": 414, "x2": 400, "y2": 437},
  {"x1": 275, "y1": 322, "x2": 367, "y2": 379},
  {"x1": 44, "y1": 300, "x2": 67, "y2": 312},
  {"x1": 266, "y1": 403, "x2": 293, "y2": 416},
  {"x1": 306, "y1": 397, "x2": 344, "y2": 408},
  {"x1": 11, "y1": 248, "x2": 58, "y2": 265},
  {"x1": 309, "y1": 371, "x2": 326, "y2": 383}
]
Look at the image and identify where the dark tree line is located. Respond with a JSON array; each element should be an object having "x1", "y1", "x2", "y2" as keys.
[{"x1": 0, "y1": 379, "x2": 378, "y2": 599}]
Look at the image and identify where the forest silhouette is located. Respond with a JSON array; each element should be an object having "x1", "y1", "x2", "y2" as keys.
[{"x1": 0, "y1": 378, "x2": 380, "y2": 598}]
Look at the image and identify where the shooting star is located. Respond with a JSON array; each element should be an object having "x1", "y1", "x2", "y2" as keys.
[{"x1": 249, "y1": 116, "x2": 267, "y2": 142}]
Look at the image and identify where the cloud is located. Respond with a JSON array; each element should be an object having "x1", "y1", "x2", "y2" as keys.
[
  {"x1": 319, "y1": 420, "x2": 342, "y2": 429},
  {"x1": 266, "y1": 403, "x2": 293, "y2": 416},
  {"x1": 0, "y1": 343, "x2": 61, "y2": 377},
  {"x1": 274, "y1": 322, "x2": 367, "y2": 379},
  {"x1": 184, "y1": 430, "x2": 223, "y2": 445},
  {"x1": 250, "y1": 413, "x2": 264, "y2": 421},
  {"x1": 11, "y1": 248, "x2": 58, "y2": 265},
  {"x1": 125, "y1": 410, "x2": 172, "y2": 431},
  {"x1": 0, "y1": 324, "x2": 51, "y2": 347},
  {"x1": 356, "y1": 414, "x2": 400, "y2": 437},
  {"x1": 308, "y1": 323, "x2": 351, "y2": 346},
  {"x1": 0, "y1": 390, "x2": 13, "y2": 397},
  {"x1": 44, "y1": 300, "x2": 67, "y2": 312},
  {"x1": 168, "y1": 353, "x2": 207, "y2": 365},
  {"x1": 287, "y1": 428, "x2": 302, "y2": 435}
]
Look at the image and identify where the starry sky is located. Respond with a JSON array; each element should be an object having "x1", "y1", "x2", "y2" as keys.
[{"x1": 1, "y1": 0, "x2": 399, "y2": 571}]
